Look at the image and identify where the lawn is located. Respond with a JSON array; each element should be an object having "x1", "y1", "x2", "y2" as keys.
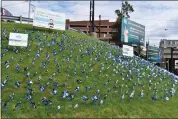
[{"x1": 1, "y1": 22, "x2": 178, "y2": 118}]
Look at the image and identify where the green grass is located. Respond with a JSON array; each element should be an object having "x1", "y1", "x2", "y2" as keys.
[{"x1": 1, "y1": 22, "x2": 178, "y2": 118}]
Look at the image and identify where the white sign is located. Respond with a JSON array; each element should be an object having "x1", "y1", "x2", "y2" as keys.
[
  {"x1": 123, "y1": 45, "x2": 134, "y2": 57},
  {"x1": 9, "y1": 32, "x2": 28, "y2": 47},
  {"x1": 33, "y1": 8, "x2": 66, "y2": 30},
  {"x1": 175, "y1": 60, "x2": 178, "y2": 69}
]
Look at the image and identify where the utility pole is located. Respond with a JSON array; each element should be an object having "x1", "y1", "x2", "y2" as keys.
[
  {"x1": 28, "y1": 0, "x2": 31, "y2": 24},
  {"x1": 89, "y1": 1, "x2": 92, "y2": 33},
  {"x1": 99, "y1": 15, "x2": 101, "y2": 38},
  {"x1": 92, "y1": 0, "x2": 95, "y2": 32}
]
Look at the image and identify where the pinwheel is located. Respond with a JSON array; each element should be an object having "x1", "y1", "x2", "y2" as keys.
[
  {"x1": 82, "y1": 95, "x2": 88, "y2": 102},
  {"x1": 2, "y1": 76, "x2": 9, "y2": 87},
  {"x1": 27, "y1": 80, "x2": 33, "y2": 86},
  {"x1": 14, "y1": 81, "x2": 20, "y2": 88},
  {"x1": 41, "y1": 97, "x2": 52, "y2": 106},
  {"x1": 27, "y1": 88, "x2": 34, "y2": 95},
  {"x1": 62, "y1": 90, "x2": 69, "y2": 98},
  {"x1": 5, "y1": 61, "x2": 9, "y2": 69},
  {"x1": 74, "y1": 104, "x2": 79, "y2": 109},
  {"x1": 25, "y1": 94, "x2": 32, "y2": 101},
  {"x1": 74, "y1": 86, "x2": 80, "y2": 92},
  {"x1": 9, "y1": 93, "x2": 15, "y2": 101},
  {"x1": 15, "y1": 101, "x2": 22, "y2": 109},
  {"x1": 39, "y1": 86, "x2": 45, "y2": 92},
  {"x1": 30, "y1": 102, "x2": 36, "y2": 108},
  {"x1": 51, "y1": 89, "x2": 57, "y2": 95},
  {"x1": 26, "y1": 72, "x2": 30, "y2": 78}
]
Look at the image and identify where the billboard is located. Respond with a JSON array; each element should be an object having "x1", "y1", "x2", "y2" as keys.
[
  {"x1": 121, "y1": 17, "x2": 145, "y2": 46},
  {"x1": 148, "y1": 46, "x2": 162, "y2": 63},
  {"x1": 33, "y1": 8, "x2": 66, "y2": 30},
  {"x1": 122, "y1": 45, "x2": 134, "y2": 57},
  {"x1": 9, "y1": 32, "x2": 28, "y2": 47}
]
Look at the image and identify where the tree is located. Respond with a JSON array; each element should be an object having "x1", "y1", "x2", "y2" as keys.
[{"x1": 111, "y1": 1, "x2": 134, "y2": 47}]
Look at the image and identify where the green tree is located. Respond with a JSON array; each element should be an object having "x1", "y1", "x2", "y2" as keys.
[{"x1": 111, "y1": 1, "x2": 134, "y2": 47}]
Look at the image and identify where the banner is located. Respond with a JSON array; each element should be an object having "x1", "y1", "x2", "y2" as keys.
[
  {"x1": 123, "y1": 45, "x2": 134, "y2": 57},
  {"x1": 148, "y1": 46, "x2": 162, "y2": 63},
  {"x1": 9, "y1": 32, "x2": 28, "y2": 47},
  {"x1": 2, "y1": 8, "x2": 5, "y2": 15},
  {"x1": 33, "y1": 8, "x2": 66, "y2": 30},
  {"x1": 121, "y1": 17, "x2": 145, "y2": 46}
]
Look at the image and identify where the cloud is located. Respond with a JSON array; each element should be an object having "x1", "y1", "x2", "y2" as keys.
[{"x1": 2, "y1": 1, "x2": 178, "y2": 47}]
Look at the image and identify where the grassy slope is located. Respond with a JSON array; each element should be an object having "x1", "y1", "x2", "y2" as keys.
[{"x1": 1, "y1": 22, "x2": 178, "y2": 118}]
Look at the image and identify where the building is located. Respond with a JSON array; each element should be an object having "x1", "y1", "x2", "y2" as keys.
[
  {"x1": 159, "y1": 39, "x2": 178, "y2": 73},
  {"x1": 66, "y1": 19, "x2": 115, "y2": 41}
]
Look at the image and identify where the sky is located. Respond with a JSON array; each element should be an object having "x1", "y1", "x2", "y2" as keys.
[{"x1": 2, "y1": 1, "x2": 178, "y2": 47}]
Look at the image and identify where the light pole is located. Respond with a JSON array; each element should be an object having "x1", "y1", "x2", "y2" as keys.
[
  {"x1": 99, "y1": 15, "x2": 101, "y2": 38},
  {"x1": 92, "y1": 0, "x2": 95, "y2": 32}
]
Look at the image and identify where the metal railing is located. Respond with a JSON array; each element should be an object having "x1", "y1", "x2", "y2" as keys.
[{"x1": 1, "y1": 15, "x2": 85, "y2": 34}]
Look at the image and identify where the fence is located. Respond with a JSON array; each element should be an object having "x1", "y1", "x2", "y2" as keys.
[{"x1": 1, "y1": 15, "x2": 85, "y2": 34}]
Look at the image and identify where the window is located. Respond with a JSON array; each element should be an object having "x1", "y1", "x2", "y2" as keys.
[
  {"x1": 100, "y1": 32, "x2": 107, "y2": 34},
  {"x1": 95, "y1": 26, "x2": 107, "y2": 28},
  {"x1": 70, "y1": 25, "x2": 87, "y2": 27}
]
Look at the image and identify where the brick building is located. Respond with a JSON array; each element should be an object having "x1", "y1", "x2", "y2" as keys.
[{"x1": 66, "y1": 19, "x2": 116, "y2": 41}]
